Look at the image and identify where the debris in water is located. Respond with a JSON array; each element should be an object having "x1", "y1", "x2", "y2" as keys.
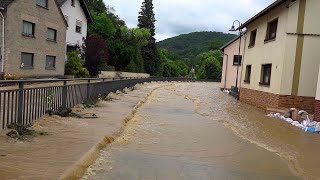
[{"x1": 267, "y1": 111, "x2": 320, "y2": 134}]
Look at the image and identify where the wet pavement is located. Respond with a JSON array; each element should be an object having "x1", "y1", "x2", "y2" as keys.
[{"x1": 82, "y1": 82, "x2": 317, "y2": 180}]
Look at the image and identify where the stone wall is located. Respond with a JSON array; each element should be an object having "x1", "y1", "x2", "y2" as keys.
[{"x1": 240, "y1": 87, "x2": 315, "y2": 113}]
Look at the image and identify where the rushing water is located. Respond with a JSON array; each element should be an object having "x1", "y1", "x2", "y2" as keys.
[{"x1": 83, "y1": 82, "x2": 320, "y2": 180}]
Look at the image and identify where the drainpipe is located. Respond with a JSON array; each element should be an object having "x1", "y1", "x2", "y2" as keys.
[
  {"x1": 221, "y1": 51, "x2": 229, "y2": 89},
  {"x1": 0, "y1": 7, "x2": 4, "y2": 76}
]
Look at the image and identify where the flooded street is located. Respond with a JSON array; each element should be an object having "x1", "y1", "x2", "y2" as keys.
[{"x1": 83, "y1": 82, "x2": 320, "y2": 180}]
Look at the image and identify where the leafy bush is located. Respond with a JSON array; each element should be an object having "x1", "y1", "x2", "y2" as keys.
[
  {"x1": 83, "y1": 35, "x2": 109, "y2": 77},
  {"x1": 196, "y1": 50, "x2": 222, "y2": 80},
  {"x1": 65, "y1": 51, "x2": 89, "y2": 78}
]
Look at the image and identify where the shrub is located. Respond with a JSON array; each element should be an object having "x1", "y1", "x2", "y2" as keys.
[{"x1": 65, "y1": 51, "x2": 90, "y2": 78}]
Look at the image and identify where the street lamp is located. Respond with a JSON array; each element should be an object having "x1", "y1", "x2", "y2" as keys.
[{"x1": 229, "y1": 20, "x2": 242, "y2": 99}]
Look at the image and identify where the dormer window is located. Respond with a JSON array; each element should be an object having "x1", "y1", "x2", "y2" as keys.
[
  {"x1": 71, "y1": 0, "x2": 75, "y2": 7},
  {"x1": 36, "y1": 0, "x2": 48, "y2": 8}
]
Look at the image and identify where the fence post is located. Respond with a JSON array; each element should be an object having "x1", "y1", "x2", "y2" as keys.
[
  {"x1": 87, "y1": 79, "x2": 91, "y2": 100},
  {"x1": 17, "y1": 82, "x2": 24, "y2": 126},
  {"x1": 61, "y1": 80, "x2": 67, "y2": 109}
]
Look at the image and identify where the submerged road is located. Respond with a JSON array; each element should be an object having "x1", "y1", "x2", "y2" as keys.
[{"x1": 82, "y1": 82, "x2": 320, "y2": 179}]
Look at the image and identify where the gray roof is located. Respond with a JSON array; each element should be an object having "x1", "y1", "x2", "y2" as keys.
[
  {"x1": 220, "y1": 31, "x2": 246, "y2": 51},
  {"x1": 58, "y1": 0, "x2": 93, "y2": 23},
  {"x1": 239, "y1": 0, "x2": 285, "y2": 29}
]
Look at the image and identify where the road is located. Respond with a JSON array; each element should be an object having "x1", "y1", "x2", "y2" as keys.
[{"x1": 82, "y1": 82, "x2": 319, "y2": 179}]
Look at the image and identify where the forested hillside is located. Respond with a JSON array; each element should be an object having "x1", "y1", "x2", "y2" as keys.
[{"x1": 157, "y1": 31, "x2": 236, "y2": 64}]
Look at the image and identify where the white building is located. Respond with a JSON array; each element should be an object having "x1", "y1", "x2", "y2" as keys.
[{"x1": 58, "y1": 0, "x2": 93, "y2": 52}]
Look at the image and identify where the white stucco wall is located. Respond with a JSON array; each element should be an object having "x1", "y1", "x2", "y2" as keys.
[
  {"x1": 60, "y1": 0, "x2": 88, "y2": 47},
  {"x1": 240, "y1": 3, "x2": 291, "y2": 95},
  {"x1": 297, "y1": 0, "x2": 320, "y2": 97}
]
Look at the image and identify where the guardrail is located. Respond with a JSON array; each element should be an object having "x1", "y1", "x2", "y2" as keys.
[{"x1": 0, "y1": 77, "x2": 194, "y2": 130}]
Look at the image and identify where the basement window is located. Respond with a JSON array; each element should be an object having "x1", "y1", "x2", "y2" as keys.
[{"x1": 260, "y1": 64, "x2": 272, "y2": 86}]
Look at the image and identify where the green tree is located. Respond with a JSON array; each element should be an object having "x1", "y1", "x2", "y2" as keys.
[
  {"x1": 88, "y1": 12, "x2": 115, "y2": 41},
  {"x1": 158, "y1": 48, "x2": 189, "y2": 77},
  {"x1": 196, "y1": 50, "x2": 222, "y2": 80},
  {"x1": 138, "y1": 0, "x2": 159, "y2": 75},
  {"x1": 65, "y1": 51, "x2": 89, "y2": 78},
  {"x1": 85, "y1": 0, "x2": 107, "y2": 14}
]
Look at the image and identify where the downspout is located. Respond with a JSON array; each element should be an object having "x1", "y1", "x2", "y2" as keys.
[
  {"x1": 221, "y1": 51, "x2": 229, "y2": 89},
  {"x1": 0, "y1": 7, "x2": 4, "y2": 75}
]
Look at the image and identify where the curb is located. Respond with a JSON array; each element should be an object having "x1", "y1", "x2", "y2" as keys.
[{"x1": 59, "y1": 85, "x2": 164, "y2": 180}]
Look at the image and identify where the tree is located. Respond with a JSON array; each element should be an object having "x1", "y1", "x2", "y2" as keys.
[
  {"x1": 83, "y1": 35, "x2": 109, "y2": 76},
  {"x1": 88, "y1": 12, "x2": 115, "y2": 41},
  {"x1": 65, "y1": 51, "x2": 89, "y2": 78},
  {"x1": 196, "y1": 50, "x2": 222, "y2": 80},
  {"x1": 85, "y1": 0, "x2": 107, "y2": 14},
  {"x1": 138, "y1": 0, "x2": 159, "y2": 75}
]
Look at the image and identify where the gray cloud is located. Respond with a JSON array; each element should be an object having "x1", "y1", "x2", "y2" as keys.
[{"x1": 105, "y1": 0, "x2": 275, "y2": 41}]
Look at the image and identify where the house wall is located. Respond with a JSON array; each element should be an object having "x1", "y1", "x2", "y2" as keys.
[
  {"x1": 1, "y1": 0, "x2": 67, "y2": 77},
  {"x1": 296, "y1": 0, "x2": 320, "y2": 97},
  {"x1": 240, "y1": 3, "x2": 291, "y2": 95},
  {"x1": 220, "y1": 36, "x2": 245, "y2": 89},
  {"x1": 60, "y1": 0, "x2": 88, "y2": 47},
  {"x1": 239, "y1": 0, "x2": 318, "y2": 112}
]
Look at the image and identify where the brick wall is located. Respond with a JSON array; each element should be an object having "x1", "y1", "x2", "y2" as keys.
[
  {"x1": 239, "y1": 87, "x2": 280, "y2": 110},
  {"x1": 278, "y1": 95, "x2": 315, "y2": 113},
  {"x1": 314, "y1": 100, "x2": 320, "y2": 121},
  {"x1": 239, "y1": 87, "x2": 315, "y2": 113}
]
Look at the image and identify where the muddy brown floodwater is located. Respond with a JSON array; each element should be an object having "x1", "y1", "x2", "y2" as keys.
[{"x1": 83, "y1": 82, "x2": 320, "y2": 180}]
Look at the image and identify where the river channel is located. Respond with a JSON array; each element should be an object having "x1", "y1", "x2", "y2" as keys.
[{"x1": 83, "y1": 82, "x2": 320, "y2": 180}]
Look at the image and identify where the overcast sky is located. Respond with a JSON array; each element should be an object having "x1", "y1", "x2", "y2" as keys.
[{"x1": 105, "y1": 0, "x2": 275, "y2": 41}]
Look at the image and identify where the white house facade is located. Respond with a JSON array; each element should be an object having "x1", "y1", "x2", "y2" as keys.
[{"x1": 58, "y1": 0, "x2": 93, "y2": 52}]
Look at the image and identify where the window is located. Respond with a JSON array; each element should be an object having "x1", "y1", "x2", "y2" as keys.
[
  {"x1": 76, "y1": 20, "x2": 82, "y2": 33},
  {"x1": 47, "y1": 28, "x2": 57, "y2": 41},
  {"x1": 265, "y1": 18, "x2": 278, "y2": 42},
  {"x1": 244, "y1": 65, "x2": 252, "y2": 83},
  {"x1": 22, "y1": 21, "x2": 35, "y2": 37},
  {"x1": 46, "y1": 56, "x2": 56, "y2": 69},
  {"x1": 260, "y1": 64, "x2": 272, "y2": 86},
  {"x1": 71, "y1": 0, "x2": 75, "y2": 7},
  {"x1": 233, "y1": 55, "x2": 242, "y2": 66},
  {"x1": 21, "y1": 53, "x2": 34, "y2": 68},
  {"x1": 249, "y1": 29, "x2": 257, "y2": 47},
  {"x1": 36, "y1": 0, "x2": 48, "y2": 8}
]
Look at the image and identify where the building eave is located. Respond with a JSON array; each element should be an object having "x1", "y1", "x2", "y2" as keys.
[
  {"x1": 238, "y1": 0, "x2": 286, "y2": 30},
  {"x1": 58, "y1": 0, "x2": 94, "y2": 23}
]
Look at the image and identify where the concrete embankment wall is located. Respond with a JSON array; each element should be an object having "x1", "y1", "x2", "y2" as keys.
[{"x1": 99, "y1": 71, "x2": 150, "y2": 79}]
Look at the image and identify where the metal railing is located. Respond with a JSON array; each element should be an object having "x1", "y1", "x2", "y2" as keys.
[{"x1": 0, "y1": 77, "x2": 194, "y2": 130}]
